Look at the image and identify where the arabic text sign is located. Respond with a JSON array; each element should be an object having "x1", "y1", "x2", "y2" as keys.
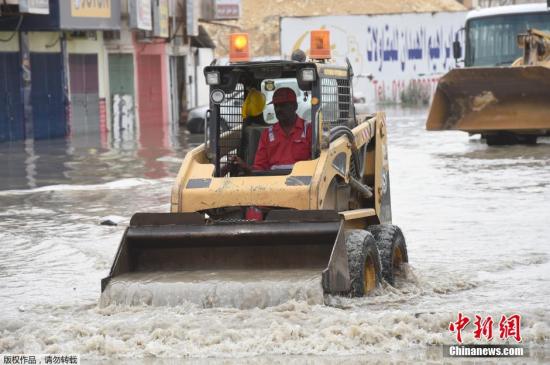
[
  {"x1": 281, "y1": 12, "x2": 467, "y2": 103},
  {"x1": 71, "y1": 0, "x2": 111, "y2": 18}
]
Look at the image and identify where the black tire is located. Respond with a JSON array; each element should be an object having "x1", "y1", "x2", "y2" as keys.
[
  {"x1": 345, "y1": 230, "x2": 382, "y2": 297},
  {"x1": 367, "y1": 224, "x2": 408, "y2": 285}
]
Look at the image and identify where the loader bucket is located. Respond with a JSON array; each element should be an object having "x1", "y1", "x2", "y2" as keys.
[
  {"x1": 100, "y1": 211, "x2": 350, "y2": 308},
  {"x1": 427, "y1": 66, "x2": 550, "y2": 133}
]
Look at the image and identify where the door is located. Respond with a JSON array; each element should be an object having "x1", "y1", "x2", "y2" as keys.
[
  {"x1": 137, "y1": 54, "x2": 163, "y2": 124},
  {"x1": 30, "y1": 53, "x2": 66, "y2": 140},
  {"x1": 169, "y1": 55, "x2": 186, "y2": 124},
  {"x1": 109, "y1": 53, "x2": 134, "y2": 98},
  {"x1": 0, "y1": 52, "x2": 24, "y2": 142},
  {"x1": 109, "y1": 53, "x2": 135, "y2": 142},
  {"x1": 69, "y1": 54, "x2": 99, "y2": 136}
]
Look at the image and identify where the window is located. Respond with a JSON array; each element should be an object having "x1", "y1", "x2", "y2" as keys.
[
  {"x1": 261, "y1": 78, "x2": 312, "y2": 124},
  {"x1": 466, "y1": 12, "x2": 550, "y2": 67}
]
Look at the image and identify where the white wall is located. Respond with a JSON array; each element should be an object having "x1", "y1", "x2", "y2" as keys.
[
  {"x1": 474, "y1": 0, "x2": 544, "y2": 7},
  {"x1": 196, "y1": 47, "x2": 214, "y2": 106},
  {"x1": 281, "y1": 12, "x2": 467, "y2": 104},
  {"x1": 184, "y1": 47, "x2": 214, "y2": 109}
]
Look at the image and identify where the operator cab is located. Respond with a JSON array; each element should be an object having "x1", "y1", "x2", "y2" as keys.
[
  {"x1": 239, "y1": 78, "x2": 312, "y2": 169},
  {"x1": 204, "y1": 61, "x2": 317, "y2": 177},
  {"x1": 203, "y1": 31, "x2": 356, "y2": 177}
]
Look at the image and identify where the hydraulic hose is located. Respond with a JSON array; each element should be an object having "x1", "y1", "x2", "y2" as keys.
[
  {"x1": 329, "y1": 126, "x2": 362, "y2": 179},
  {"x1": 329, "y1": 126, "x2": 373, "y2": 199}
]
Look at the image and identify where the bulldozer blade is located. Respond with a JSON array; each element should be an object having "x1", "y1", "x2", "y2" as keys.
[
  {"x1": 427, "y1": 66, "x2": 550, "y2": 133},
  {"x1": 101, "y1": 211, "x2": 351, "y2": 306}
]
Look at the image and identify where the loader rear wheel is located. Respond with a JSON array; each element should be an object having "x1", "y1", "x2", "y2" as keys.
[
  {"x1": 367, "y1": 224, "x2": 408, "y2": 285},
  {"x1": 345, "y1": 230, "x2": 382, "y2": 297}
]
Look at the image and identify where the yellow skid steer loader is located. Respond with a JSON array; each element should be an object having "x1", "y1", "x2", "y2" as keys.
[
  {"x1": 427, "y1": 29, "x2": 550, "y2": 145},
  {"x1": 101, "y1": 32, "x2": 408, "y2": 307}
]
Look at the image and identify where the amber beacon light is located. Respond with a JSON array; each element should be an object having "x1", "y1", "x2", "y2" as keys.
[
  {"x1": 310, "y1": 30, "x2": 331, "y2": 60},
  {"x1": 229, "y1": 33, "x2": 250, "y2": 63}
]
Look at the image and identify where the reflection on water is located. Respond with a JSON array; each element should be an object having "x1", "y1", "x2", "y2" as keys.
[
  {"x1": 0, "y1": 123, "x2": 204, "y2": 191},
  {"x1": 3, "y1": 108, "x2": 548, "y2": 191}
]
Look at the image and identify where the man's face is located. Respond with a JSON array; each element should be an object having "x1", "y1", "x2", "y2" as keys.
[{"x1": 274, "y1": 102, "x2": 297, "y2": 124}]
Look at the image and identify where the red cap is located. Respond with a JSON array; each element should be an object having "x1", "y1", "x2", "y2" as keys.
[{"x1": 269, "y1": 87, "x2": 297, "y2": 105}]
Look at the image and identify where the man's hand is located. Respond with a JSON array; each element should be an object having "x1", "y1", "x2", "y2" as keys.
[{"x1": 225, "y1": 156, "x2": 251, "y2": 176}]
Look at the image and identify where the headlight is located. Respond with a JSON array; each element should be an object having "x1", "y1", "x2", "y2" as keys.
[
  {"x1": 206, "y1": 71, "x2": 220, "y2": 85},
  {"x1": 300, "y1": 68, "x2": 316, "y2": 82},
  {"x1": 210, "y1": 89, "x2": 225, "y2": 104}
]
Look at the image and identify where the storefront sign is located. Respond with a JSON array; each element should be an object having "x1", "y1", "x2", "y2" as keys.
[
  {"x1": 19, "y1": 0, "x2": 50, "y2": 14},
  {"x1": 186, "y1": 0, "x2": 198, "y2": 36},
  {"x1": 59, "y1": 0, "x2": 120, "y2": 30},
  {"x1": 200, "y1": 0, "x2": 240, "y2": 20},
  {"x1": 70, "y1": 0, "x2": 110, "y2": 18},
  {"x1": 153, "y1": 0, "x2": 169, "y2": 38},
  {"x1": 214, "y1": 0, "x2": 240, "y2": 20},
  {"x1": 129, "y1": 0, "x2": 152, "y2": 31}
]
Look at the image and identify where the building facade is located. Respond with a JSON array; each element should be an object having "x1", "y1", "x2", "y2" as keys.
[{"x1": 0, "y1": 0, "x2": 214, "y2": 143}]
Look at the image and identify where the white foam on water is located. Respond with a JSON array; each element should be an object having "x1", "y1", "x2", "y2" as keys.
[
  {"x1": 480, "y1": 253, "x2": 549, "y2": 273},
  {"x1": 1, "y1": 299, "x2": 548, "y2": 362},
  {"x1": 1, "y1": 260, "x2": 548, "y2": 361},
  {"x1": 325, "y1": 264, "x2": 480, "y2": 311},
  {"x1": 0, "y1": 207, "x2": 57, "y2": 216},
  {"x1": 155, "y1": 156, "x2": 184, "y2": 164},
  {"x1": 0, "y1": 178, "x2": 158, "y2": 196},
  {"x1": 100, "y1": 270, "x2": 324, "y2": 309}
]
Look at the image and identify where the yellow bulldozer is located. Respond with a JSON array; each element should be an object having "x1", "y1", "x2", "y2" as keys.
[
  {"x1": 427, "y1": 28, "x2": 550, "y2": 145},
  {"x1": 100, "y1": 31, "x2": 408, "y2": 307}
]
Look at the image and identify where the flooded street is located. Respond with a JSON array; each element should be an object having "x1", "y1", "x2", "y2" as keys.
[{"x1": 0, "y1": 106, "x2": 549, "y2": 363}]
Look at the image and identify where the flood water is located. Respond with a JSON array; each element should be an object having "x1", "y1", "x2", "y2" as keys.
[{"x1": 0, "y1": 106, "x2": 549, "y2": 363}]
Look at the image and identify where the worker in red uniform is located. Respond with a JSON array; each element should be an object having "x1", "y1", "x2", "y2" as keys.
[
  {"x1": 253, "y1": 87, "x2": 312, "y2": 170},
  {"x1": 230, "y1": 87, "x2": 312, "y2": 173}
]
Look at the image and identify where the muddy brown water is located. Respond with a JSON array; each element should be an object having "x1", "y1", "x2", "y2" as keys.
[{"x1": 0, "y1": 106, "x2": 548, "y2": 363}]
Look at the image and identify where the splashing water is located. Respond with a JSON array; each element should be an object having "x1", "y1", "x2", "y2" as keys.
[{"x1": 100, "y1": 270, "x2": 324, "y2": 309}]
